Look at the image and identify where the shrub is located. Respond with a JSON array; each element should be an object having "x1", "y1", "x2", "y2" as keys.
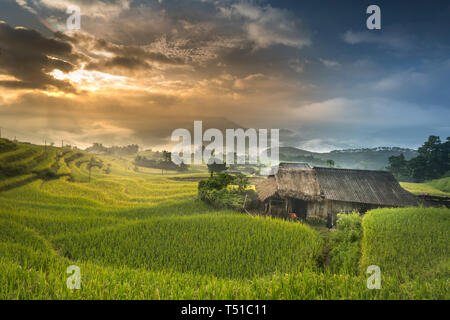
[
  {"x1": 0, "y1": 139, "x2": 17, "y2": 153},
  {"x1": 328, "y1": 212, "x2": 363, "y2": 275},
  {"x1": 198, "y1": 173, "x2": 250, "y2": 210}
]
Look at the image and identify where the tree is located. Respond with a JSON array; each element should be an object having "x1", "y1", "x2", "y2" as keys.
[
  {"x1": 162, "y1": 150, "x2": 172, "y2": 162},
  {"x1": 160, "y1": 151, "x2": 174, "y2": 175},
  {"x1": 179, "y1": 161, "x2": 189, "y2": 172},
  {"x1": 410, "y1": 136, "x2": 449, "y2": 181},
  {"x1": 87, "y1": 156, "x2": 103, "y2": 182},
  {"x1": 326, "y1": 159, "x2": 335, "y2": 168},
  {"x1": 207, "y1": 159, "x2": 228, "y2": 176},
  {"x1": 234, "y1": 174, "x2": 249, "y2": 193},
  {"x1": 387, "y1": 154, "x2": 410, "y2": 181},
  {"x1": 389, "y1": 136, "x2": 450, "y2": 182}
]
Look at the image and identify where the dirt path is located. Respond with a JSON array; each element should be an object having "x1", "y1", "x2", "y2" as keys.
[
  {"x1": 308, "y1": 225, "x2": 332, "y2": 270},
  {"x1": 322, "y1": 237, "x2": 331, "y2": 269}
]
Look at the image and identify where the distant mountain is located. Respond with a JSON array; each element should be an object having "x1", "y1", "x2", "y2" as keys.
[
  {"x1": 85, "y1": 143, "x2": 139, "y2": 156},
  {"x1": 276, "y1": 146, "x2": 418, "y2": 170}
]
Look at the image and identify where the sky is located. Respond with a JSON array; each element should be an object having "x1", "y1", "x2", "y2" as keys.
[{"x1": 0, "y1": 0, "x2": 449, "y2": 152}]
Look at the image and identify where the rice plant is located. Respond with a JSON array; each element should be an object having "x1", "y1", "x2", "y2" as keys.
[{"x1": 0, "y1": 141, "x2": 448, "y2": 300}]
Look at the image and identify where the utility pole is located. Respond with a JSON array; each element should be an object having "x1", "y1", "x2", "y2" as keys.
[
  {"x1": 44, "y1": 139, "x2": 47, "y2": 154},
  {"x1": 62, "y1": 139, "x2": 64, "y2": 148},
  {"x1": 0, "y1": 127, "x2": 2, "y2": 139}
]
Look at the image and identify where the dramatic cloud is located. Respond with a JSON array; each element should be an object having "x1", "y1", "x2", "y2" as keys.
[
  {"x1": 0, "y1": 1, "x2": 448, "y2": 151},
  {"x1": 62, "y1": 32, "x2": 184, "y2": 72},
  {"x1": 27, "y1": 0, "x2": 130, "y2": 19},
  {"x1": 231, "y1": 3, "x2": 311, "y2": 50},
  {"x1": 0, "y1": 21, "x2": 78, "y2": 91}
]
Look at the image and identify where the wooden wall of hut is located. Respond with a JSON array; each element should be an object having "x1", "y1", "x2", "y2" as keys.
[{"x1": 265, "y1": 197, "x2": 390, "y2": 227}]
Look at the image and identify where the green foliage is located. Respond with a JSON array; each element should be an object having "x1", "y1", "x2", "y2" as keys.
[
  {"x1": 336, "y1": 212, "x2": 363, "y2": 235},
  {"x1": 388, "y1": 136, "x2": 450, "y2": 182},
  {"x1": 387, "y1": 153, "x2": 410, "y2": 181},
  {"x1": 0, "y1": 138, "x2": 17, "y2": 153},
  {"x1": 198, "y1": 173, "x2": 249, "y2": 209},
  {"x1": 234, "y1": 174, "x2": 250, "y2": 192},
  {"x1": 305, "y1": 217, "x2": 326, "y2": 227},
  {"x1": 207, "y1": 159, "x2": 228, "y2": 174},
  {"x1": 428, "y1": 177, "x2": 450, "y2": 193},
  {"x1": 328, "y1": 213, "x2": 363, "y2": 275},
  {"x1": 199, "y1": 173, "x2": 234, "y2": 192},
  {"x1": 326, "y1": 159, "x2": 335, "y2": 168},
  {"x1": 135, "y1": 155, "x2": 187, "y2": 172}
]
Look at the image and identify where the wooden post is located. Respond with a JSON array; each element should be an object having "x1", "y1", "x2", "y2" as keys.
[
  {"x1": 243, "y1": 194, "x2": 248, "y2": 209},
  {"x1": 285, "y1": 198, "x2": 288, "y2": 217}
]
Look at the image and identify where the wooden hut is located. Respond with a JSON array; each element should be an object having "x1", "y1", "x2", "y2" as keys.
[{"x1": 255, "y1": 166, "x2": 419, "y2": 226}]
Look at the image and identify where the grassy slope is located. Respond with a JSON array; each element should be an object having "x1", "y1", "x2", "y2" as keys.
[
  {"x1": 429, "y1": 177, "x2": 450, "y2": 193},
  {"x1": 0, "y1": 140, "x2": 448, "y2": 299},
  {"x1": 401, "y1": 177, "x2": 450, "y2": 197}
]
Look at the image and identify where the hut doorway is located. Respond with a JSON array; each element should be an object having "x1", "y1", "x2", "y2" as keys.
[{"x1": 291, "y1": 199, "x2": 307, "y2": 220}]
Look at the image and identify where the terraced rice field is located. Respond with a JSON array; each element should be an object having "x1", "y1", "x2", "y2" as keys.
[{"x1": 0, "y1": 139, "x2": 448, "y2": 299}]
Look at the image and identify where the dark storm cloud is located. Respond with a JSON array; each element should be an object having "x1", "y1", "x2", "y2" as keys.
[{"x1": 0, "y1": 21, "x2": 80, "y2": 91}]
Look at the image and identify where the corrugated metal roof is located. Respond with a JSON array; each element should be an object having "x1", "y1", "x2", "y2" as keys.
[
  {"x1": 314, "y1": 167, "x2": 419, "y2": 206},
  {"x1": 279, "y1": 162, "x2": 311, "y2": 169},
  {"x1": 264, "y1": 162, "x2": 311, "y2": 176},
  {"x1": 255, "y1": 167, "x2": 419, "y2": 207}
]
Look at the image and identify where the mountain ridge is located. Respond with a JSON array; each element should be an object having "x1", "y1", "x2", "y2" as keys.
[{"x1": 276, "y1": 146, "x2": 418, "y2": 170}]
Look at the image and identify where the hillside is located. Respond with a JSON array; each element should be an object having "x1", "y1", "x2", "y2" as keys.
[
  {"x1": 277, "y1": 146, "x2": 418, "y2": 170},
  {"x1": 429, "y1": 177, "x2": 450, "y2": 194},
  {"x1": 0, "y1": 139, "x2": 448, "y2": 299},
  {"x1": 401, "y1": 177, "x2": 450, "y2": 197}
]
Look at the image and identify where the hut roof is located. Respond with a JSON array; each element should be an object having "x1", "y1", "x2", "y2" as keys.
[
  {"x1": 314, "y1": 167, "x2": 419, "y2": 206},
  {"x1": 278, "y1": 162, "x2": 311, "y2": 169},
  {"x1": 274, "y1": 168, "x2": 322, "y2": 201},
  {"x1": 262, "y1": 162, "x2": 311, "y2": 176},
  {"x1": 255, "y1": 167, "x2": 419, "y2": 207}
]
